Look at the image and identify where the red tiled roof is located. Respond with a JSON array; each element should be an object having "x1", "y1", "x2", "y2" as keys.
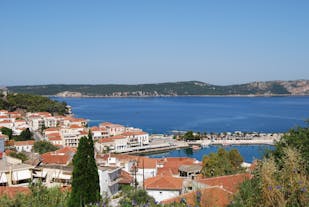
[
  {"x1": 55, "y1": 146, "x2": 76, "y2": 154},
  {"x1": 98, "y1": 138, "x2": 115, "y2": 143},
  {"x1": 41, "y1": 153, "x2": 71, "y2": 165},
  {"x1": 91, "y1": 126, "x2": 100, "y2": 131},
  {"x1": 0, "y1": 120, "x2": 12, "y2": 123},
  {"x1": 45, "y1": 127, "x2": 60, "y2": 132},
  {"x1": 70, "y1": 124, "x2": 83, "y2": 129},
  {"x1": 100, "y1": 122, "x2": 124, "y2": 128},
  {"x1": 144, "y1": 175, "x2": 183, "y2": 190},
  {"x1": 161, "y1": 186, "x2": 232, "y2": 207},
  {"x1": 137, "y1": 157, "x2": 157, "y2": 169},
  {"x1": 157, "y1": 157, "x2": 198, "y2": 175},
  {"x1": 41, "y1": 147, "x2": 76, "y2": 165},
  {"x1": 197, "y1": 173, "x2": 251, "y2": 193},
  {"x1": 119, "y1": 170, "x2": 133, "y2": 184},
  {"x1": 0, "y1": 187, "x2": 31, "y2": 198},
  {"x1": 14, "y1": 140, "x2": 35, "y2": 146},
  {"x1": 49, "y1": 136, "x2": 62, "y2": 141}
]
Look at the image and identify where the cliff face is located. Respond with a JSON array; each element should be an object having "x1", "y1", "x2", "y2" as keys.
[
  {"x1": 7, "y1": 80, "x2": 309, "y2": 96},
  {"x1": 279, "y1": 80, "x2": 309, "y2": 95}
]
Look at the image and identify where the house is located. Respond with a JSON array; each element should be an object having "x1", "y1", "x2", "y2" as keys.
[
  {"x1": 0, "y1": 120, "x2": 14, "y2": 129},
  {"x1": 14, "y1": 140, "x2": 35, "y2": 152},
  {"x1": 135, "y1": 157, "x2": 157, "y2": 184},
  {"x1": 46, "y1": 133, "x2": 63, "y2": 146},
  {"x1": 40, "y1": 147, "x2": 76, "y2": 166},
  {"x1": 33, "y1": 165, "x2": 73, "y2": 187},
  {"x1": 35, "y1": 147, "x2": 76, "y2": 187},
  {"x1": 68, "y1": 117, "x2": 87, "y2": 127},
  {"x1": 193, "y1": 173, "x2": 251, "y2": 193},
  {"x1": 161, "y1": 186, "x2": 233, "y2": 207},
  {"x1": 8, "y1": 112, "x2": 22, "y2": 119},
  {"x1": 0, "y1": 158, "x2": 33, "y2": 186},
  {"x1": 98, "y1": 166, "x2": 122, "y2": 197},
  {"x1": 178, "y1": 164, "x2": 202, "y2": 179},
  {"x1": 144, "y1": 175, "x2": 184, "y2": 203},
  {"x1": 13, "y1": 119, "x2": 27, "y2": 128},
  {"x1": 91, "y1": 126, "x2": 109, "y2": 139},
  {"x1": 119, "y1": 170, "x2": 133, "y2": 187},
  {"x1": 95, "y1": 135, "x2": 128, "y2": 153},
  {"x1": 122, "y1": 131, "x2": 149, "y2": 147},
  {"x1": 156, "y1": 157, "x2": 200, "y2": 177},
  {"x1": 60, "y1": 127, "x2": 86, "y2": 147},
  {"x1": 100, "y1": 122, "x2": 125, "y2": 136},
  {"x1": 0, "y1": 110, "x2": 9, "y2": 116}
]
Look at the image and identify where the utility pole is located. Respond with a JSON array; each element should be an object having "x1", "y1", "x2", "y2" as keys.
[{"x1": 142, "y1": 159, "x2": 145, "y2": 190}]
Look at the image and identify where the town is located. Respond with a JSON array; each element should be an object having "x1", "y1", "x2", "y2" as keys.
[{"x1": 0, "y1": 107, "x2": 284, "y2": 206}]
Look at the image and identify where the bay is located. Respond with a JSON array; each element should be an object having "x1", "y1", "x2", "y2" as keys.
[
  {"x1": 147, "y1": 145, "x2": 275, "y2": 163},
  {"x1": 54, "y1": 96, "x2": 309, "y2": 134}
]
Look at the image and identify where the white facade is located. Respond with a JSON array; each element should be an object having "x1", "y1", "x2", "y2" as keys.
[
  {"x1": 98, "y1": 167, "x2": 121, "y2": 197},
  {"x1": 30, "y1": 117, "x2": 44, "y2": 131},
  {"x1": 44, "y1": 117, "x2": 57, "y2": 128},
  {"x1": 147, "y1": 190, "x2": 181, "y2": 203},
  {"x1": 15, "y1": 141, "x2": 34, "y2": 153},
  {"x1": 60, "y1": 128, "x2": 83, "y2": 147},
  {"x1": 136, "y1": 168, "x2": 157, "y2": 184},
  {"x1": 0, "y1": 121, "x2": 14, "y2": 129}
]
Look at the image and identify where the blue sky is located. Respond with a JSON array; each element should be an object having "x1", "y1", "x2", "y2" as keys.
[{"x1": 0, "y1": 0, "x2": 308, "y2": 86}]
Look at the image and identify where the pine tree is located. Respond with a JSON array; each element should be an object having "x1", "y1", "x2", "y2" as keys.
[{"x1": 68, "y1": 132, "x2": 100, "y2": 207}]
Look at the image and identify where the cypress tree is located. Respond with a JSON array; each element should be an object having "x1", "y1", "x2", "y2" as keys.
[{"x1": 69, "y1": 132, "x2": 100, "y2": 207}]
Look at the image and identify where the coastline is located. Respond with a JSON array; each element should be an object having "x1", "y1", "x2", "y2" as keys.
[{"x1": 50, "y1": 94, "x2": 309, "y2": 98}]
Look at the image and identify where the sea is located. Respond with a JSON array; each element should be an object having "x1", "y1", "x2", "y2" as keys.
[{"x1": 54, "y1": 96, "x2": 309, "y2": 162}]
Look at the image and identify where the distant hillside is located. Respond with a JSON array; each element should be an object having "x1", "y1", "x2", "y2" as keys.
[{"x1": 7, "y1": 80, "x2": 309, "y2": 97}]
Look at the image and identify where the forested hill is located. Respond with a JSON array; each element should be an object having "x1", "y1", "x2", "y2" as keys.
[
  {"x1": 7, "y1": 80, "x2": 309, "y2": 97},
  {"x1": 0, "y1": 93, "x2": 68, "y2": 115}
]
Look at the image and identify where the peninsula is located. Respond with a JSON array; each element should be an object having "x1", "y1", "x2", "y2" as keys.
[{"x1": 7, "y1": 80, "x2": 309, "y2": 97}]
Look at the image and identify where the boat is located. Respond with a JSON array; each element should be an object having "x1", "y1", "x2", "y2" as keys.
[{"x1": 192, "y1": 145, "x2": 201, "y2": 150}]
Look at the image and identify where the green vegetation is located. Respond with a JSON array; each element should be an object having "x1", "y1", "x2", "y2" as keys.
[
  {"x1": 231, "y1": 123, "x2": 309, "y2": 207},
  {"x1": 202, "y1": 148, "x2": 244, "y2": 177},
  {"x1": 230, "y1": 148, "x2": 309, "y2": 207},
  {"x1": 68, "y1": 132, "x2": 100, "y2": 207},
  {"x1": 33, "y1": 140, "x2": 59, "y2": 154},
  {"x1": 0, "y1": 182, "x2": 69, "y2": 207},
  {"x1": 0, "y1": 127, "x2": 13, "y2": 139},
  {"x1": 15, "y1": 128, "x2": 33, "y2": 141},
  {"x1": 119, "y1": 187, "x2": 156, "y2": 207},
  {"x1": 7, "y1": 151, "x2": 28, "y2": 162},
  {"x1": 180, "y1": 131, "x2": 201, "y2": 141},
  {"x1": 271, "y1": 125, "x2": 309, "y2": 173},
  {"x1": 0, "y1": 93, "x2": 68, "y2": 115},
  {"x1": 7, "y1": 80, "x2": 293, "y2": 96},
  {"x1": 0, "y1": 127, "x2": 33, "y2": 141}
]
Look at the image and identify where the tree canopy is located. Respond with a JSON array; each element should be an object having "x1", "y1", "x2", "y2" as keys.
[
  {"x1": 33, "y1": 140, "x2": 59, "y2": 154},
  {"x1": 0, "y1": 93, "x2": 68, "y2": 115},
  {"x1": 69, "y1": 132, "x2": 100, "y2": 207},
  {"x1": 202, "y1": 148, "x2": 244, "y2": 177}
]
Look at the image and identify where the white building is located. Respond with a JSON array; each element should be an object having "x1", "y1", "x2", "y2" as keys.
[
  {"x1": 98, "y1": 166, "x2": 121, "y2": 197},
  {"x1": 14, "y1": 140, "x2": 35, "y2": 153},
  {"x1": 122, "y1": 131, "x2": 149, "y2": 147},
  {"x1": 144, "y1": 176, "x2": 184, "y2": 203},
  {"x1": 100, "y1": 122, "x2": 126, "y2": 136},
  {"x1": 0, "y1": 158, "x2": 33, "y2": 186},
  {"x1": 0, "y1": 120, "x2": 14, "y2": 129}
]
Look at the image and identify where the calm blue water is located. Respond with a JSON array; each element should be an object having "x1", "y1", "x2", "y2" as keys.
[
  {"x1": 54, "y1": 96, "x2": 309, "y2": 134},
  {"x1": 148, "y1": 145, "x2": 275, "y2": 163}
]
